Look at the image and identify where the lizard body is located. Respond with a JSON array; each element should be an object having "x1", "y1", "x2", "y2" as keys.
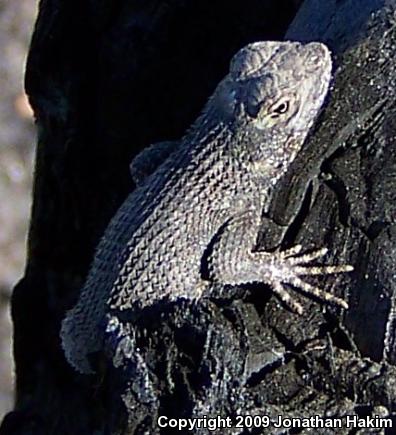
[{"x1": 61, "y1": 41, "x2": 351, "y2": 374}]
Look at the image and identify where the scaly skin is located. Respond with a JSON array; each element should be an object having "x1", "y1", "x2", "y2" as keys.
[{"x1": 61, "y1": 40, "x2": 352, "y2": 374}]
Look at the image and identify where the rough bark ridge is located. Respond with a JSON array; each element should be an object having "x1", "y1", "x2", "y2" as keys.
[{"x1": 1, "y1": 0, "x2": 396, "y2": 434}]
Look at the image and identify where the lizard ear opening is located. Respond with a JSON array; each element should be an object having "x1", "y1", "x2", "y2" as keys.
[{"x1": 212, "y1": 78, "x2": 238, "y2": 120}]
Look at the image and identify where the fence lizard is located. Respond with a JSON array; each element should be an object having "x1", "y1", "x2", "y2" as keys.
[{"x1": 61, "y1": 40, "x2": 352, "y2": 374}]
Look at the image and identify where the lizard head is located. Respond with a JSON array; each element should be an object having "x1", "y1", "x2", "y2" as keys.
[{"x1": 212, "y1": 40, "x2": 332, "y2": 177}]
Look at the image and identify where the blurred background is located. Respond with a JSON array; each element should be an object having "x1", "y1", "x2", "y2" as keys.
[{"x1": 0, "y1": 0, "x2": 37, "y2": 419}]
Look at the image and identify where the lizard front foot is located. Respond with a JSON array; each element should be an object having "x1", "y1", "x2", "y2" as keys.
[{"x1": 263, "y1": 245, "x2": 353, "y2": 314}]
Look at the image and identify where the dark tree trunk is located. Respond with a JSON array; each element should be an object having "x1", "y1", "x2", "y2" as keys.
[{"x1": 1, "y1": 0, "x2": 396, "y2": 434}]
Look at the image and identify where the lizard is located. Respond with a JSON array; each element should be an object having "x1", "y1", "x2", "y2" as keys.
[{"x1": 61, "y1": 40, "x2": 353, "y2": 375}]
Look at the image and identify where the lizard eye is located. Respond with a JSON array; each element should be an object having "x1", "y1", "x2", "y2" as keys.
[
  {"x1": 253, "y1": 94, "x2": 296, "y2": 129},
  {"x1": 269, "y1": 100, "x2": 290, "y2": 118}
]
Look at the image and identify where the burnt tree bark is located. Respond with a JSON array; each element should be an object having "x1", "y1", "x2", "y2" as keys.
[{"x1": 1, "y1": 0, "x2": 396, "y2": 434}]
